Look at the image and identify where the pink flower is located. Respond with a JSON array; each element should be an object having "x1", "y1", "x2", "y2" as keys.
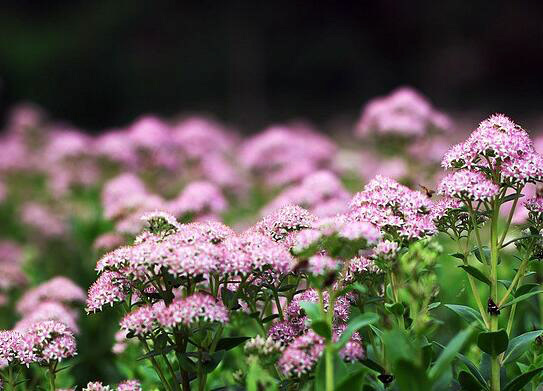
[
  {"x1": 263, "y1": 170, "x2": 350, "y2": 217},
  {"x1": 241, "y1": 124, "x2": 336, "y2": 186},
  {"x1": 278, "y1": 331, "x2": 325, "y2": 377},
  {"x1": 255, "y1": 205, "x2": 317, "y2": 242},
  {"x1": 307, "y1": 255, "x2": 339, "y2": 276},
  {"x1": 17, "y1": 277, "x2": 85, "y2": 315},
  {"x1": 349, "y1": 175, "x2": 436, "y2": 240},
  {"x1": 86, "y1": 272, "x2": 129, "y2": 313},
  {"x1": 15, "y1": 302, "x2": 79, "y2": 333},
  {"x1": 157, "y1": 294, "x2": 228, "y2": 327},
  {"x1": 117, "y1": 380, "x2": 142, "y2": 391},
  {"x1": 356, "y1": 87, "x2": 451, "y2": 138},
  {"x1": 222, "y1": 232, "x2": 294, "y2": 275},
  {"x1": 438, "y1": 170, "x2": 499, "y2": 201},
  {"x1": 168, "y1": 181, "x2": 227, "y2": 218},
  {"x1": 20, "y1": 203, "x2": 66, "y2": 237},
  {"x1": 83, "y1": 382, "x2": 111, "y2": 391},
  {"x1": 120, "y1": 304, "x2": 160, "y2": 336},
  {"x1": 21, "y1": 320, "x2": 77, "y2": 364},
  {"x1": 442, "y1": 114, "x2": 533, "y2": 170}
]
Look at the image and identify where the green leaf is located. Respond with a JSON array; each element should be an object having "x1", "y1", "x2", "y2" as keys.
[
  {"x1": 503, "y1": 330, "x2": 543, "y2": 365},
  {"x1": 444, "y1": 304, "x2": 485, "y2": 328},
  {"x1": 458, "y1": 370, "x2": 485, "y2": 391},
  {"x1": 203, "y1": 350, "x2": 225, "y2": 373},
  {"x1": 221, "y1": 287, "x2": 239, "y2": 309},
  {"x1": 458, "y1": 265, "x2": 491, "y2": 285},
  {"x1": 450, "y1": 253, "x2": 466, "y2": 260},
  {"x1": 177, "y1": 354, "x2": 197, "y2": 372},
  {"x1": 502, "y1": 193, "x2": 524, "y2": 203},
  {"x1": 246, "y1": 358, "x2": 277, "y2": 391},
  {"x1": 360, "y1": 358, "x2": 386, "y2": 374},
  {"x1": 299, "y1": 301, "x2": 322, "y2": 322},
  {"x1": 369, "y1": 324, "x2": 384, "y2": 341},
  {"x1": 335, "y1": 369, "x2": 366, "y2": 391},
  {"x1": 334, "y1": 312, "x2": 379, "y2": 350},
  {"x1": 477, "y1": 329, "x2": 509, "y2": 355},
  {"x1": 500, "y1": 290, "x2": 543, "y2": 309},
  {"x1": 311, "y1": 320, "x2": 332, "y2": 340},
  {"x1": 429, "y1": 325, "x2": 475, "y2": 382},
  {"x1": 514, "y1": 283, "x2": 539, "y2": 297},
  {"x1": 438, "y1": 348, "x2": 487, "y2": 388},
  {"x1": 385, "y1": 302, "x2": 404, "y2": 316},
  {"x1": 435, "y1": 342, "x2": 488, "y2": 388},
  {"x1": 382, "y1": 329, "x2": 414, "y2": 367},
  {"x1": 395, "y1": 359, "x2": 430, "y2": 390},
  {"x1": 498, "y1": 279, "x2": 512, "y2": 289},
  {"x1": 277, "y1": 284, "x2": 297, "y2": 292},
  {"x1": 215, "y1": 336, "x2": 251, "y2": 351},
  {"x1": 154, "y1": 333, "x2": 169, "y2": 350},
  {"x1": 472, "y1": 247, "x2": 490, "y2": 263},
  {"x1": 503, "y1": 367, "x2": 543, "y2": 391},
  {"x1": 137, "y1": 345, "x2": 175, "y2": 361},
  {"x1": 428, "y1": 302, "x2": 441, "y2": 311},
  {"x1": 262, "y1": 314, "x2": 280, "y2": 323}
]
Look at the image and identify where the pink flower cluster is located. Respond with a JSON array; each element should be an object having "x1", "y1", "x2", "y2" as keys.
[
  {"x1": 348, "y1": 175, "x2": 436, "y2": 240},
  {"x1": 263, "y1": 170, "x2": 351, "y2": 218},
  {"x1": 438, "y1": 170, "x2": 499, "y2": 201},
  {"x1": 269, "y1": 287, "x2": 363, "y2": 373},
  {"x1": 277, "y1": 331, "x2": 325, "y2": 376},
  {"x1": 81, "y1": 380, "x2": 141, "y2": 391},
  {"x1": 87, "y1": 213, "x2": 298, "y2": 313},
  {"x1": 102, "y1": 173, "x2": 229, "y2": 234},
  {"x1": 0, "y1": 320, "x2": 76, "y2": 367},
  {"x1": 0, "y1": 241, "x2": 25, "y2": 295},
  {"x1": 16, "y1": 277, "x2": 85, "y2": 333},
  {"x1": 240, "y1": 124, "x2": 336, "y2": 186},
  {"x1": 20, "y1": 202, "x2": 66, "y2": 238},
  {"x1": 356, "y1": 87, "x2": 451, "y2": 138},
  {"x1": 441, "y1": 114, "x2": 543, "y2": 184},
  {"x1": 121, "y1": 294, "x2": 228, "y2": 336}
]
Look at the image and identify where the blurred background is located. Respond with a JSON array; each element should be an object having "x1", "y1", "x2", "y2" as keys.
[{"x1": 1, "y1": 0, "x2": 543, "y2": 132}]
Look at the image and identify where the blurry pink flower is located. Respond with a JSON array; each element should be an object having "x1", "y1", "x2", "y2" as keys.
[{"x1": 356, "y1": 86, "x2": 451, "y2": 138}]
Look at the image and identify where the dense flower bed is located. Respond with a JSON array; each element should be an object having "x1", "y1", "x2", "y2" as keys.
[{"x1": 0, "y1": 89, "x2": 543, "y2": 390}]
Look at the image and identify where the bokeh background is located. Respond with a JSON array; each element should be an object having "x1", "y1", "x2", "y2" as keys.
[{"x1": 1, "y1": 0, "x2": 543, "y2": 132}]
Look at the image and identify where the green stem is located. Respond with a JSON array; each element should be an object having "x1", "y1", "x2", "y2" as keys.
[
  {"x1": 198, "y1": 351, "x2": 206, "y2": 391},
  {"x1": 273, "y1": 290, "x2": 284, "y2": 320},
  {"x1": 456, "y1": 231, "x2": 490, "y2": 328},
  {"x1": 389, "y1": 270, "x2": 405, "y2": 329},
  {"x1": 140, "y1": 338, "x2": 174, "y2": 391},
  {"x1": 6, "y1": 367, "x2": 15, "y2": 391},
  {"x1": 48, "y1": 361, "x2": 58, "y2": 391},
  {"x1": 467, "y1": 200, "x2": 488, "y2": 265},
  {"x1": 498, "y1": 186, "x2": 522, "y2": 248},
  {"x1": 498, "y1": 258, "x2": 529, "y2": 307},
  {"x1": 325, "y1": 289, "x2": 335, "y2": 391},
  {"x1": 489, "y1": 201, "x2": 500, "y2": 391}
]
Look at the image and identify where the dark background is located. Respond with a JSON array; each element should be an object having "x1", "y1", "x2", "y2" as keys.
[{"x1": 1, "y1": 0, "x2": 542, "y2": 132}]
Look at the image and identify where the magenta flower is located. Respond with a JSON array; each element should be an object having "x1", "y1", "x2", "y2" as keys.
[
  {"x1": 438, "y1": 170, "x2": 499, "y2": 201},
  {"x1": 157, "y1": 293, "x2": 228, "y2": 328},
  {"x1": 278, "y1": 331, "x2": 325, "y2": 377}
]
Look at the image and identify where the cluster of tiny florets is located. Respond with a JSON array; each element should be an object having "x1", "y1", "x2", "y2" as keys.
[
  {"x1": 356, "y1": 87, "x2": 451, "y2": 138},
  {"x1": 348, "y1": 175, "x2": 436, "y2": 240},
  {"x1": 438, "y1": 170, "x2": 500, "y2": 201},
  {"x1": 441, "y1": 114, "x2": 543, "y2": 185}
]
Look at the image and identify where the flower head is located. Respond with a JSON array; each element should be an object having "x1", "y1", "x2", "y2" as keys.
[
  {"x1": 278, "y1": 331, "x2": 325, "y2": 377},
  {"x1": 438, "y1": 170, "x2": 499, "y2": 201},
  {"x1": 157, "y1": 294, "x2": 228, "y2": 327},
  {"x1": 86, "y1": 272, "x2": 129, "y2": 313}
]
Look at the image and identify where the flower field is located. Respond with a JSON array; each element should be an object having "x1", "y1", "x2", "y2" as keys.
[{"x1": 1, "y1": 88, "x2": 543, "y2": 390}]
